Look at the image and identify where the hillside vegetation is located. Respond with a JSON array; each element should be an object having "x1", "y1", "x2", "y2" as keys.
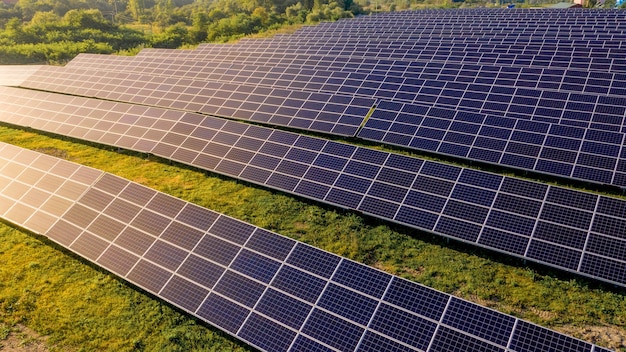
[{"x1": 0, "y1": 0, "x2": 362, "y2": 64}]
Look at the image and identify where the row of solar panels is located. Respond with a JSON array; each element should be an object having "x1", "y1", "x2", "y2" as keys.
[
  {"x1": 0, "y1": 141, "x2": 613, "y2": 352},
  {"x1": 23, "y1": 63, "x2": 626, "y2": 188},
  {"x1": 1, "y1": 86, "x2": 625, "y2": 289},
  {"x1": 65, "y1": 55, "x2": 626, "y2": 98},
  {"x1": 190, "y1": 44, "x2": 626, "y2": 70},
  {"x1": 138, "y1": 48, "x2": 626, "y2": 73},
  {"x1": 320, "y1": 8, "x2": 626, "y2": 18},
  {"x1": 134, "y1": 51, "x2": 626, "y2": 77},
  {"x1": 205, "y1": 43, "x2": 626, "y2": 58}
]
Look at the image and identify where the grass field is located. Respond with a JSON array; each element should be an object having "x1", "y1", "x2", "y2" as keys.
[{"x1": 0, "y1": 125, "x2": 625, "y2": 351}]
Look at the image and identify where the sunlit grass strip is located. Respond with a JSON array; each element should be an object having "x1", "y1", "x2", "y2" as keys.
[{"x1": 0, "y1": 126, "x2": 624, "y2": 351}]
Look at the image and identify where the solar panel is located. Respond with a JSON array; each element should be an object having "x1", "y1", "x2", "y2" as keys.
[
  {"x1": 20, "y1": 66, "x2": 374, "y2": 137},
  {"x1": 66, "y1": 53, "x2": 626, "y2": 99},
  {"x1": 1, "y1": 86, "x2": 625, "y2": 288},
  {"x1": 0, "y1": 65, "x2": 44, "y2": 86},
  {"x1": 0, "y1": 141, "x2": 612, "y2": 352},
  {"x1": 15, "y1": 65, "x2": 626, "y2": 188},
  {"x1": 358, "y1": 100, "x2": 626, "y2": 186},
  {"x1": 62, "y1": 54, "x2": 626, "y2": 128}
]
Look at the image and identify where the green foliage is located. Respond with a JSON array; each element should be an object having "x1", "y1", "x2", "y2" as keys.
[
  {"x1": 151, "y1": 21, "x2": 187, "y2": 48},
  {"x1": 206, "y1": 13, "x2": 263, "y2": 42},
  {"x1": 0, "y1": 0, "x2": 369, "y2": 63},
  {"x1": 189, "y1": 10, "x2": 208, "y2": 42},
  {"x1": 306, "y1": 1, "x2": 354, "y2": 22},
  {"x1": 0, "y1": 40, "x2": 113, "y2": 64},
  {"x1": 0, "y1": 8, "x2": 147, "y2": 63}
]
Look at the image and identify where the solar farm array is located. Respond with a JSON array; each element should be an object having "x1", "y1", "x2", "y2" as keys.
[
  {"x1": 0, "y1": 142, "x2": 612, "y2": 352},
  {"x1": 34, "y1": 12, "x2": 626, "y2": 187},
  {"x1": 2, "y1": 85, "x2": 626, "y2": 289},
  {"x1": 0, "y1": 7, "x2": 625, "y2": 352}
]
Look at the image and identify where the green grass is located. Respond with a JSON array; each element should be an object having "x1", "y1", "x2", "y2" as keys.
[{"x1": 0, "y1": 126, "x2": 625, "y2": 351}]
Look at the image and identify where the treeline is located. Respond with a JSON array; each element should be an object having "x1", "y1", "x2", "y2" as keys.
[{"x1": 0, "y1": 0, "x2": 362, "y2": 64}]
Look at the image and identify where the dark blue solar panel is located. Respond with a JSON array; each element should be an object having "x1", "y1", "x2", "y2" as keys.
[
  {"x1": 313, "y1": 153, "x2": 348, "y2": 171},
  {"x1": 160, "y1": 275, "x2": 209, "y2": 312},
  {"x1": 196, "y1": 293, "x2": 250, "y2": 334},
  {"x1": 238, "y1": 313, "x2": 296, "y2": 352},
  {"x1": 370, "y1": 303, "x2": 437, "y2": 350},
  {"x1": 209, "y1": 215, "x2": 255, "y2": 245},
  {"x1": 500, "y1": 177, "x2": 548, "y2": 200},
  {"x1": 367, "y1": 182, "x2": 407, "y2": 203},
  {"x1": 332, "y1": 260, "x2": 391, "y2": 299},
  {"x1": 458, "y1": 169, "x2": 503, "y2": 190},
  {"x1": 534, "y1": 221, "x2": 588, "y2": 250},
  {"x1": 526, "y1": 241, "x2": 581, "y2": 271},
  {"x1": 318, "y1": 283, "x2": 378, "y2": 325},
  {"x1": 255, "y1": 288, "x2": 312, "y2": 330},
  {"x1": 511, "y1": 321, "x2": 592, "y2": 352},
  {"x1": 358, "y1": 196, "x2": 399, "y2": 219},
  {"x1": 435, "y1": 216, "x2": 482, "y2": 242},
  {"x1": 271, "y1": 265, "x2": 326, "y2": 304},
  {"x1": 177, "y1": 254, "x2": 224, "y2": 288},
  {"x1": 126, "y1": 259, "x2": 172, "y2": 294},
  {"x1": 585, "y1": 234, "x2": 626, "y2": 261},
  {"x1": 430, "y1": 326, "x2": 505, "y2": 352},
  {"x1": 302, "y1": 309, "x2": 364, "y2": 352},
  {"x1": 325, "y1": 188, "x2": 363, "y2": 209},
  {"x1": 213, "y1": 270, "x2": 265, "y2": 308},
  {"x1": 143, "y1": 240, "x2": 187, "y2": 271},
  {"x1": 384, "y1": 154, "x2": 424, "y2": 173},
  {"x1": 597, "y1": 197, "x2": 626, "y2": 218},
  {"x1": 344, "y1": 160, "x2": 380, "y2": 179},
  {"x1": 580, "y1": 254, "x2": 626, "y2": 286},
  {"x1": 383, "y1": 277, "x2": 448, "y2": 320},
  {"x1": 287, "y1": 244, "x2": 340, "y2": 279},
  {"x1": 478, "y1": 228, "x2": 529, "y2": 255},
  {"x1": 352, "y1": 148, "x2": 388, "y2": 165},
  {"x1": 443, "y1": 200, "x2": 489, "y2": 224},
  {"x1": 230, "y1": 249, "x2": 281, "y2": 283},
  {"x1": 245, "y1": 228, "x2": 295, "y2": 261},
  {"x1": 540, "y1": 203, "x2": 593, "y2": 230},
  {"x1": 193, "y1": 234, "x2": 240, "y2": 266},
  {"x1": 376, "y1": 167, "x2": 416, "y2": 188},
  {"x1": 451, "y1": 184, "x2": 496, "y2": 207},
  {"x1": 357, "y1": 331, "x2": 414, "y2": 352},
  {"x1": 442, "y1": 298, "x2": 515, "y2": 346},
  {"x1": 420, "y1": 161, "x2": 460, "y2": 180},
  {"x1": 412, "y1": 176, "x2": 454, "y2": 197},
  {"x1": 493, "y1": 193, "x2": 542, "y2": 218},
  {"x1": 395, "y1": 206, "x2": 438, "y2": 230},
  {"x1": 486, "y1": 210, "x2": 535, "y2": 236}
]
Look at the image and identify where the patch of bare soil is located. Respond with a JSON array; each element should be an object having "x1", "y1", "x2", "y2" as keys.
[
  {"x1": 0, "y1": 324, "x2": 49, "y2": 352},
  {"x1": 559, "y1": 325, "x2": 625, "y2": 352}
]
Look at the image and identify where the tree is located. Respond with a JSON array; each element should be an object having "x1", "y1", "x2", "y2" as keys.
[
  {"x1": 189, "y1": 10, "x2": 208, "y2": 43},
  {"x1": 127, "y1": 0, "x2": 144, "y2": 21},
  {"x1": 154, "y1": 0, "x2": 173, "y2": 27},
  {"x1": 63, "y1": 9, "x2": 111, "y2": 30},
  {"x1": 252, "y1": 6, "x2": 269, "y2": 25},
  {"x1": 151, "y1": 22, "x2": 188, "y2": 47}
]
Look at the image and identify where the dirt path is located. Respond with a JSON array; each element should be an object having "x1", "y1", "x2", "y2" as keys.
[{"x1": 0, "y1": 325, "x2": 49, "y2": 352}]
